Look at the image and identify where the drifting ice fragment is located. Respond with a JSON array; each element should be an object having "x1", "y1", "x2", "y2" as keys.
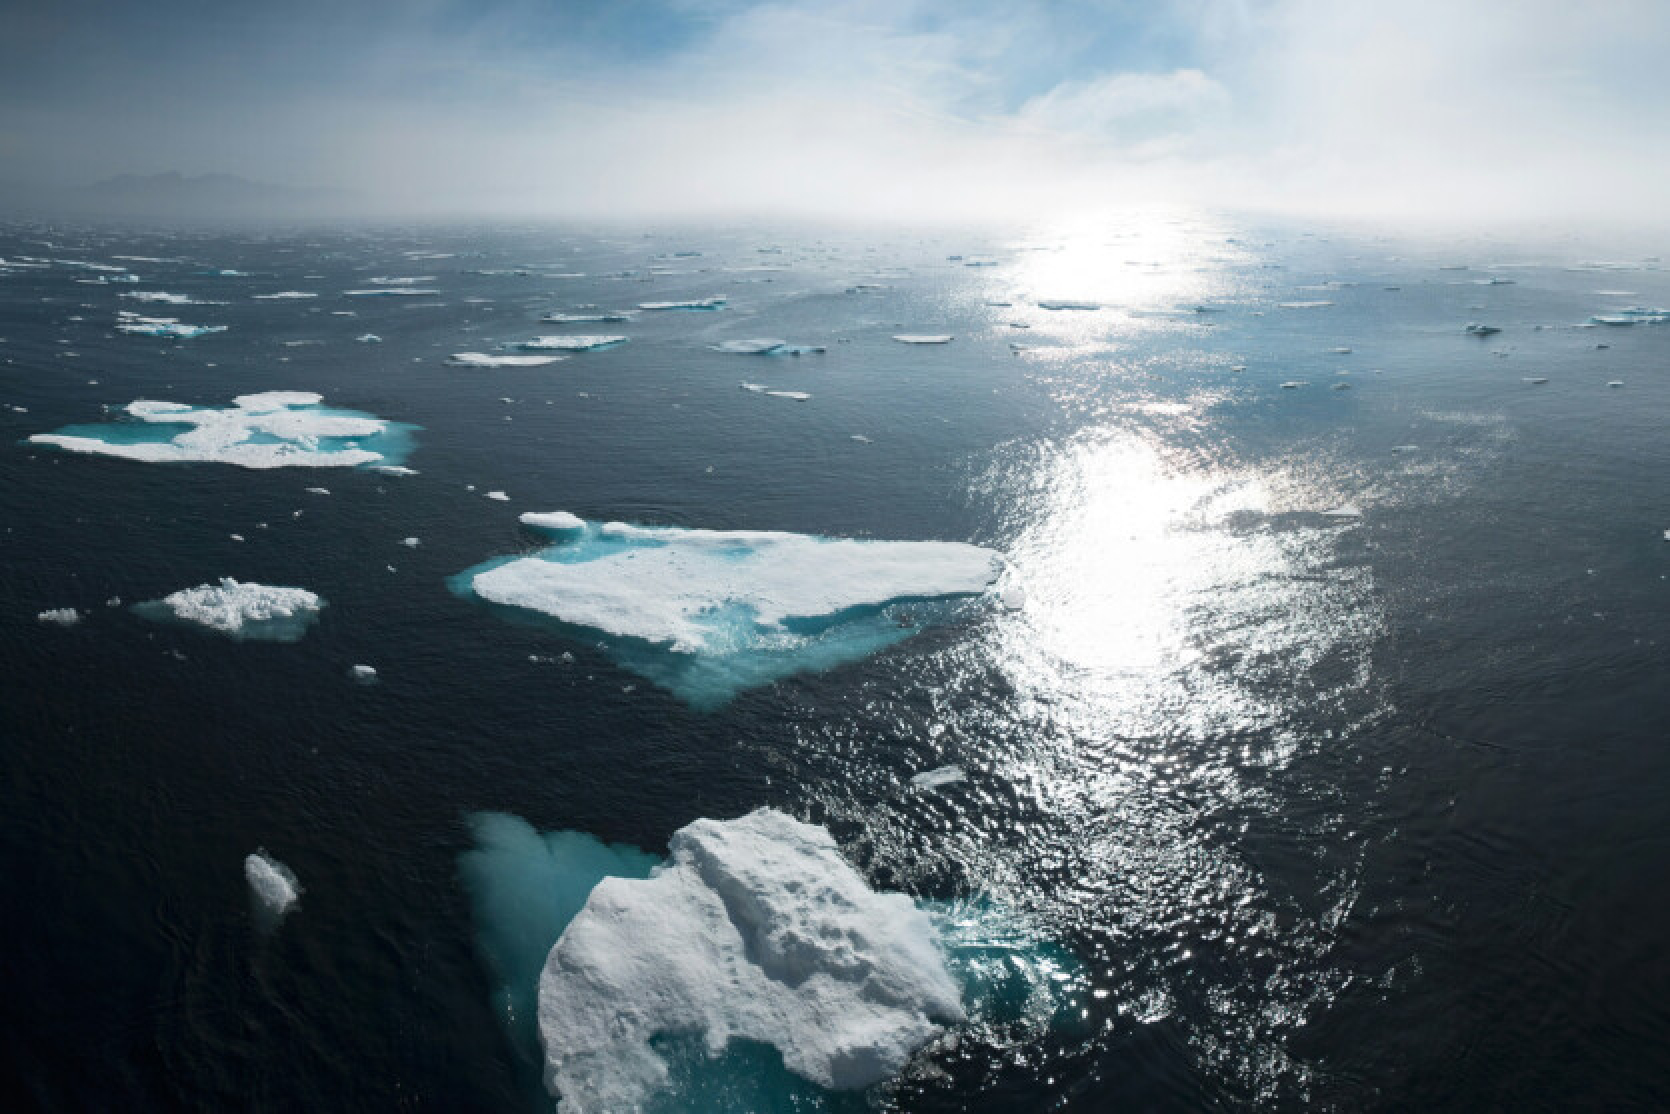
[
  {"x1": 1278, "y1": 301, "x2": 1333, "y2": 309},
  {"x1": 520, "y1": 511, "x2": 585, "y2": 532},
  {"x1": 454, "y1": 514, "x2": 1001, "y2": 704},
  {"x1": 1037, "y1": 300, "x2": 1099, "y2": 311},
  {"x1": 514, "y1": 336, "x2": 627, "y2": 351},
  {"x1": 638, "y1": 297, "x2": 726, "y2": 310},
  {"x1": 893, "y1": 334, "x2": 953, "y2": 344},
  {"x1": 486, "y1": 490, "x2": 510, "y2": 501},
  {"x1": 350, "y1": 664, "x2": 378, "y2": 683},
  {"x1": 356, "y1": 334, "x2": 382, "y2": 343},
  {"x1": 37, "y1": 608, "x2": 80, "y2": 626},
  {"x1": 537, "y1": 809, "x2": 964, "y2": 1111},
  {"x1": 29, "y1": 391, "x2": 415, "y2": 470},
  {"x1": 245, "y1": 851, "x2": 300, "y2": 917},
  {"x1": 911, "y1": 765, "x2": 967, "y2": 790},
  {"x1": 1320, "y1": 504, "x2": 1362, "y2": 518},
  {"x1": 115, "y1": 310, "x2": 226, "y2": 338},
  {"x1": 449, "y1": 352, "x2": 564, "y2": 368},
  {"x1": 1464, "y1": 323, "x2": 1501, "y2": 336},
  {"x1": 136, "y1": 578, "x2": 323, "y2": 640},
  {"x1": 252, "y1": 291, "x2": 317, "y2": 300},
  {"x1": 540, "y1": 312, "x2": 635, "y2": 323},
  {"x1": 343, "y1": 288, "x2": 439, "y2": 296},
  {"x1": 740, "y1": 383, "x2": 811, "y2": 400},
  {"x1": 712, "y1": 338, "x2": 825, "y2": 355},
  {"x1": 1524, "y1": 377, "x2": 1549, "y2": 384}
]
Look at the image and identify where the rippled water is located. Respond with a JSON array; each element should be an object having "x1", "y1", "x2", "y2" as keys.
[{"x1": 2, "y1": 214, "x2": 1668, "y2": 1111}]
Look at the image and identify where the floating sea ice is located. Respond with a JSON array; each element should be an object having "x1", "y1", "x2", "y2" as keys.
[
  {"x1": 1320, "y1": 504, "x2": 1362, "y2": 518},
  {"x1": 1037, "y1": 300, "x2": 1099, "y2": 311},
  {"x1": 712, "y1": 338, "x2": 825, "y2": 355},
  {"x1": 373, "y1": 464, "x2": 418, "y2": 476},
  {"x1": 1280, "y1": 380, "x2": 1307, "y2": 389},
  {"x1": 514, "y1": 336, "x2": 627, "y2": 351},
  {"x1": 1278, "y1": 300, "x2": 1333, "y2": 309},
  {"x1": 540, "y1": 312, "x2": 635, "y2": 324},
  {"x1": 1465, "y1": 322, "x2": 1502, "y2": 336},
  {"x1": 893, "y1": 334, "x2": 952, "y2": 344},
  {"x1": 449, "y1": 352, "x2": 564, "y2": 368},
  {"x1": 638, "y1": 297, "x2": 726, "y2": 310},
  {"x1": 37, "y1": 608, "x2": 80, "y2": 626},
  {"x1": 356, "y1": 333, "x2": 381, "y2": 343},
  {"x1": 1332, "y1": 346, "x2": 1352, "y2": 354},
  {"x1": 305, "y1": 486, "x2": 329, "y2": 495},
  {"x1": 350, "y1": 664, "x2": 378, "y2": 683},
  {"x1": 343, "y1": 287, "x2": 439, "y2": 296},
  {"x1": 740, "y1": 383, "x2": 811, "y2": 400},
  {"x1": 850, "y1": 434, "x2": 872, "y2": 443},
  {"x1": 253, "y1": 291, "x2": 317, "y2": 300},
  {"x1": 1608, "y1": 380, "x2": 1624, "y2": 387},
  {"x1": 114, "y1": 310, "x2": 226, "y2": 339},
  {"x1": 486, "y1": 490, "x2": 510, "y2": 501},
  {"x1": 454, "y1": 514, "x2": 1001, "y2": 705},
  {"x1": 537, "y1": 809, "x2": 964, "y2": 1111},
  {"x1": 245, "y1": 851, "x2": 300, "y2": 917},
  {"x1": 911, "y1": 764, "x2": 967, "y2": 790},
  {"x1": 136, "y1": 578, "x2": 323, "y2": 641},
  {"x1": 401, "y1": 537, "x2": 421, "y2": 547},
  {"x1": 1524, "y1": 377, "x2": 1549, "y2": 384},
  {"x1": 29, "y1": 391, "x2": 415, "y2": 470},
  {"x1": 519, "y1": 511, "x2": 585, "y2": 531},
  {"x1": 122, "y1": 291, "x2": 224, "y2": 305}
]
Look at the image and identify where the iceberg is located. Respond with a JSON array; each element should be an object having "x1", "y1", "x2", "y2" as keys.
[
  {"x1": 911, "y1": 764, "x2": 966, "y2": 790},
  {"x1": 350, "y1": 664, "x2": 378, "y2": 683},
  {"x1": 449, "y1": 352, "x2": 565, "y2": 368},
  {"x1": 638, "y1": 297, "x2": 726, "y2": 310},
  {"x1": 519, "y1": 511, "x2": 585, "y2": 532},
  {"x1": 356, "y1": 333, "x2": 381, "y2": 343},
  {"x1": 114, "y1": 310, "x2": 226, "y2": 339},
  {"x1": 513, "y1": 336, "x2": 627, "y2": 351},
  {"x1": 121, "y1": 291, "x2": 225, "y2": 305},
  {"x1": 245, "y1": 850, "x2": 300, "y2": 917},
  {"x1": 253, "y1": 291, "x2": 317, "y2": 300},
  {"x1": 452, "y1": 514, "x2": 1001, "y2": 705},
  {"x1": 892, "y1": 334, "x2": 952, "y2": 345},
  {"x1": 461, "y1": 810, "x2": 1084, "y2": 1113},
  {"x1": 712, "y1": 338, "x2": 825, "y2": 355},
  {"x1": 135, "y1": 578, "x2": 323, "y2": 640},
  {"x1": 29, "y1": 391, "x2": 416, "y2": 470},
  {"x1": 1036, "y1": 300, "x2": 1099, "y2": 311},
  {"x1": 739, "y1": 383, "x2": 811, "y2": 400},
  {"x1": 37, "y1": 608, "x2": 80, "y2": 626},
  {"x1": 1277, "y1": 300, "x2": 1333, "y2": 309}
]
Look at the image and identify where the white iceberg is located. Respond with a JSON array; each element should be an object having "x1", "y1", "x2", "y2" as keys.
[
  {"x1": 450, "y1": 352, "x2": 564, "y2": 368},
  {"x1": 514, "y1": 336, "x2": 627, "y2": 351},
  {"x1": 739, "y1": 383, "x2": 811, "y2": 400},
  {"x1": 892, "y1": 334, "x2": 952, "y2": 344},
  {"x1": 29, "y1": 391, "x2": 415, "y2": 470},
  {"x1": 137, "y1": 578, "x2": 323, "y2": 640},
  {"x1": 541, "y1": 311, "x2": 635, "y2": 324},
  {"x1": 538, "y1": 809, "x2": 963, "y2": 1111},
  {"x1": 252, "y1": 291, "x2": 317, "y2": 300},
  {"x1": 245, "y1": 850, "x2": 300, "y2": 917},
  {"x1": 520, "y1": 511, "x2": 585, "y2": 531},
  {"x1": 638, "y1": 297, "x2": 726, "y2": 310},
  {"x1": 115, "y1": 310, "x2": 226, "y2": 339},
  {"x1": 37, "y1": 608, "x2": 81, "y2": 626},
  {"x1": 455, "y1": 515, "x2": 1001, "y2": 704},
  {"x1": 122, "y1": 291, "x2": 224, "y2": 306},
  {"x1": 356, "y1": 333, "x2": 381, "y2": 343},
  {"x1": 350, "y1": 664, "x2": 378, "y2": 683},
  {"x1": 1278, "y1": 300, "x2": 1333, "y2": 309}
]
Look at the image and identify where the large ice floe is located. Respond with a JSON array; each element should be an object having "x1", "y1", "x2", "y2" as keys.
[
  {"x1": 28, "y1": 391, "x2": 416, "y2": 470},
  {"x1": 639, "y1": 297, "x2": 726, "y2": 310},
  {"x1": 114, "y1": 310, "x2": 226, "y2": 338},
  {"x1": 712, "y1": 338, "x2": 825, "y2": 355},
  {"x1": 451, "y1": 515, "x2": 1001, "y2": 705},
  {"x1": 135, "y1": 578, "x2": 323, "y2": 641},
  {"x1": 460, "y1": 809, "x2": 1083, "y2": 1113}
]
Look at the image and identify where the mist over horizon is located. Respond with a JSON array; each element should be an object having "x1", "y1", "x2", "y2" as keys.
[{"x1": 6, "y1": 0, "x2": 1670, "y2": 228}]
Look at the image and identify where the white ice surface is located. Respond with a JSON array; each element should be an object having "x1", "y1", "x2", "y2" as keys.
[
  {"x1": 153, "y1": 578, "x2": 323, "y2": 635},
  {"x1": 538, "y1": 808, "x2": 963, "y2": 1111},
  {"x1": 450, "y1": 352, "x2": 565, "y2": 367},
  {"x1": 245, "y1": 851, "x2": 300, "y2": 916}
]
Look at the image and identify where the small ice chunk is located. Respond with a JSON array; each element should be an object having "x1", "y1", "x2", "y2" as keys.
[
  {"x1": 37, "y1": 608, "x2": 80, "y2": 626},
  {"x1": 252, "y1": 291, "x2": 317, "y2": 300},
  {"x1": 893, "y1": 334, "x2": 953, "y2": 344},
  {"x1": 520, "y1": 511, "x2": 586, "y2": 532},
  {"x1": 1524, "y1": 377, "x2": 1549, "y2": 384},
  {"x1": 1464, "y1": 323, "x2": 1501, "y2": 336},
  {"x1": 541, "y1": 312, "x2": 634, "y2": 324},
  {"x1": 305, "y1": 486, "x2": 329, "y2": 495},
  {"x1": 343, "y1": 288, "x2": 438, "y2": 296},
  {"x1": 1320, "y1": 504, "x2": 1362, "y2": 518},
  {"x1": 140, "y1": 578, "x2": 323, "y2": 640},
  {"x1": 350, "y1": 664, "x2": 378, "y2": 683},
  {"x1": 1037, "y1": 300, "x2": 1099, "y2": 311},
  {"x1": 114, "y1": 310, "x2": 226, "y2": 339},
  {"x1": 638, "y1": 297, "x2": 726, "y2": 310},
  {"x1": 450, "y1": 352, "x2": 564, "y2": 368},
  {"x1": 1278, "y1": 300, "x2": 1333, "y2": 309},
  {"x1": 244, "y1": 851, "x2": 300, "y2": 916},
  {"x1": 401, "y1": 537, "x2": 421, "y2": 547},
  {"x1": 1608, "y1": 380, "x2": 1624, "y2": 387},
  {"x1": 372, "y1": 464, "x2": 418, "y2": 476},
  {"x1": 911, "y1": 764, "x2": 967, "y2": 790},
  {"x1": 356, "y1": 333, "x2": 382, "y2": 343},
  {"x1": 515, "y1": 336, "x2": 627, "y2": 351},
  {"x1": 486, "y1": 490, "x2": 510, "y2": 501},
  {"x1": 1280, "y1": 380, "x2": 1307, "y2": 389}
]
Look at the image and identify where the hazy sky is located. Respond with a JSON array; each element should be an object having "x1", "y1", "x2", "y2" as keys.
[{"x1": 4, "y1": 0, "x2": 1669, "y2": 222}]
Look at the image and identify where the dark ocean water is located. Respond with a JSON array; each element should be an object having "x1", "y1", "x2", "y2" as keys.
[{"x1": 1, "y1": 214, "x2": 1668, "y2": 1111}]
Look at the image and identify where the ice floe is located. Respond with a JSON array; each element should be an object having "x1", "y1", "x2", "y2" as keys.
[
  {"x1": 892, "y1": 334, "x2": 953, "y2": 344},
  {"x1": 122, "y1": 291, "x2": 225, "y2": 305},
  {"x1": 252, "y1": 291, "x2": 317, "y2": 300},
  {"x1": 513, "y1": 336, "x2": 627, "y2": 351},
  {"x1": 29, "y1": 391, "x2": 415, "y2": 470},
  {"x1": 343, "y1": 287, "x2": 439, "y2": 296},
  {"x1": 1464, "y1": 322, "x2": 1501, "y2": 336},
  {"x1": 115, "y1": 310, "x2": 226, "y2": 339},
  {"x1": 1036, "y1": 300, "x2": 1099, "y2": 311},
  {"x1": 712, "y1": 338, "x2": 825, "y2": 355},
  {"x1": 453, "y1": 515, "x2": 1001, "y2": 704},
  {"x1": 245, "y1": 851, "x2": 300, "y2": 917},
  {"x1": 135, "y1": 578, "x2": 323, "y2": 641},
  {"x1": 350, "y1": 664, "x2": 378, "y2": 683},
  {"x1": 1320, "y1": 504, "x2": 1362, "y2": 519},
  {"x1": 37, "y1": 608, "x2": 81, "y2": 626},
  {"x1": 519, "y1": 511, "x2": 585, "y2": 532},
  {"x1": 911, "y1": 764, "x2": 967, "y2": 790},
  {"x1": 449, "y1": 352, "x2": 564, "y2": 368},
  {"x1": 537, "y1": 809, "x2": 963, "y2": 1111},
  {"x1": 638, "y1": 297, "x2": 726, "y2": 310},
  {"x1": 1277, "y1": 300, "x2": 1333, "y2": 309},
  {"x1": 740, "y1": 383, "x2": 811, "y2": 400},
  {"x1": 540, "y1": 312, "x2": 635, "y2": 324}
]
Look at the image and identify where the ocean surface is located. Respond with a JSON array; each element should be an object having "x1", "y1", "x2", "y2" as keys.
[{"x1": 1, "y1": 214, "x2": 1667, "y2": 1111}]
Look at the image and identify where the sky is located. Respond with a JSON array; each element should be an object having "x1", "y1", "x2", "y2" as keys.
[{"x1": 3, "y1": 0, "x2": 1670, "y2": 223}]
